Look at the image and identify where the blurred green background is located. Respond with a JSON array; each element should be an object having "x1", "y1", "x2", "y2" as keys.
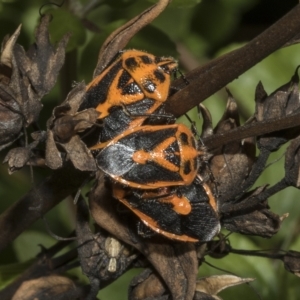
[{"x1": 0, "y1": 0, "x2": 300, "y2": 299}]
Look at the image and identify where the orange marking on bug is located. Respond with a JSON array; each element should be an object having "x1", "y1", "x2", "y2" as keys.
[
  {"x1": 132, "y1": 150, "x2": 149, "y2": 164},
  {"x1": 111, "y1": 174, "x2": 187, "y2": 189},
  {"x1": 159, "y1": 194, "x2": 192, "y2": 215},
  {"x1": 152, "y1": 136, "x2": 179, "y2": 172},
  {"x1": 90, "y1": 141, "x2": 109, "y2": 151},
  {"x1": 132, "y1": 136, "x2": 179, "y2": 172}
]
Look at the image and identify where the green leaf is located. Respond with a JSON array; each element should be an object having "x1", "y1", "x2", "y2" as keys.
[
  {"x1": 79, "y1": 19, "x2": 126, "y2": 82},
  {"x1": 47, "y1": 9, "x2": 86, "y2": 52},
  {"x1": 98, "y1": 269, "x2": 142, "y2": 300},
  {"x1": 170, "y1": 0, "x2": 202, "y2": 8},
  {"x1": 0, "y1": 259, "x2": 35, "y2": 289},
  {"x1": 103, "y1": 0, "x2": 136, "y2": 7},
  {"x1": 13, "y1": 230, "x2": 55, "y2": 262},
  {"x1": 127, "y1": 25, "x2": 178, "y2": 57}
]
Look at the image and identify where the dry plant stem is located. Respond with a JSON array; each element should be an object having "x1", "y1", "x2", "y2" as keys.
[
  {"x1": 253, "y1": 178, "x2": 288, "y2": 203},
  {"x1": 229, "y1": 248, "x2": 286, "y2": 260},
  {"x1": 235, "y1": 147, "x2": 270, "y2": 197},
  {"x1": 167, "y1": 4, "x2": 300, "y2": 116},
  {"x1": 0, "y1": 164, "x2": 89, "y2": 252},
  {"x1": 222, "y1": 178, "x2": 287, "y2": 214},
  {"x1": 203, "y1": 114, "x2": 300, "y2": 150},
  {"x1": 95, "y1": 0, "x2": 171, "y2": 75}
]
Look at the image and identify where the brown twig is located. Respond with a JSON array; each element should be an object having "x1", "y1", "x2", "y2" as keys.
[{"x1": 203, "y1": 113, "x2": 300, "y2": 150}]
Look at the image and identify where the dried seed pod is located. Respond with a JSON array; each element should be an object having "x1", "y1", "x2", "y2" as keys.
[
  {"x1": 209, "y1": 93, "x2": 255, "y2": 202},
  {"x1": 221, "y1": 186, "x2": 284, "y2": 239},
  {"x1": 285, "y1": 136, "x2": 300, "y2": 188},
  {"x1": 223, "y1": 208, "x2": 283, "y2": 238},
  {"x1": 129, "y1": 269, "x2": 168, "y2": 300},
  {"x1": 283, "y1": 250, "x2": 300, "y2": 277},
  {"x1": 14, "y1": 15, "x2": 70, "y2": 111},
  {"x1": 0, "y1": 26, "x2": 23, "y2": 150},
  {"x1": 3, "y1": 142, "x2": 39, "y2": 174},
  {"x1": 255, "y1": 69, "x2": 300, "y2": 151},
  {"x1": 195, "y1": 275, "x2": 254, "y2": 300},
  {"x1": 45, "y1": 129, "x2": 63, "y2": 169},
  {"x1": 11, "y1": 275, "x2": 78, "y2": 300},
  {"x1": 46, "y1": 82, "x2": 98, "y2": 171},
  {"x1": 1, "y1": 15, "x2": 69, "y2": 164}
]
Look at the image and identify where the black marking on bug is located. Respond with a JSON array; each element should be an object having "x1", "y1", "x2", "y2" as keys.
[
  {"x1": 122, "y1": 162, "x2": 183, "y2": 184},
  {"x1": 154, "y1": 69, "x2": 166, "y2": 83},
  {"x1": 140, "y1": 55, "x2": 153, "y2": 64},
  {"x1": 183, "y1": 161, "x2": 192, "y2": 175},
  {"x1": 125, "y1": 57, "x2": 139, "y2": 71},
  {"x1": 80, "y1": 60, "x2": 123, "y2": 111},
  {"x1": 164, "y1": 141, "x2": 180, "y2": 167},
  {"x1": 117, "y1": 70, "x2": 132, "y2": 89},
  {"x1": 179, "y1": 132, "x2": 189, "y2": 145}
]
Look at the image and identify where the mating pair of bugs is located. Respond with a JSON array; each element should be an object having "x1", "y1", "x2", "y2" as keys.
[{"x1": 80, "y1": 49, "x2": 220, "y2": 242}]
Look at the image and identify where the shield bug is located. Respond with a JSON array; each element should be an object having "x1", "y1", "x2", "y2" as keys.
[
  {"x1": 79, "y1": 49, "x2": 178, "y2": 120},
  {"x1": 95, "y1": 123, "x2": 203, "y2": 189},
  {"x1": 80, "y1": 49, "x2": 178, "y2": 148},
  {"x1": 112, "y1": 177, "x2": 220, "y2": 242}
]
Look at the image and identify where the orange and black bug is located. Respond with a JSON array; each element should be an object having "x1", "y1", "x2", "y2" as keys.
[
  {"x1": 113, "y1": 177, "x2": 220, "y2": 242},
  {"x1": 79, "y1": 50, "x2": 178, "y2": 145},
  {"x1": 95, "y1": 123, "x2": 203, "y2": 189}
]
